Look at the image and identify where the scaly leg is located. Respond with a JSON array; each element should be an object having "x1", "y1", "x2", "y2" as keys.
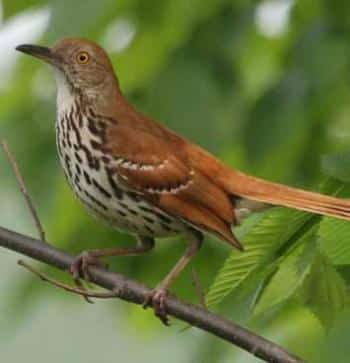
[
  {"x1": 143, "y1": 231, "x2": 203, "y2": 325},
  {"x1": 70, "y1": 236, "x2": 155, "y2": 281}
]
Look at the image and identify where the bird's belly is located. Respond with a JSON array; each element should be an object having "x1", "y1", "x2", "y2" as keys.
[
  {"x1": 74, "y1": 175, "x2": 183, "y2": 238},
  {"x1": 55, "y1": 118, "x2": 185, "y2": 238}
]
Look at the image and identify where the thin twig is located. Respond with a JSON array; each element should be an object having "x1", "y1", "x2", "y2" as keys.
[
  {"x1": 1, "y1": 140, "x2": 46, "y2": 242},
  {"x1": 0, "y1": 226, "x2": 304, "y2": 363},
  {"x1": 73, "y1": 276, "x2": 95, "y2": 303},
  {"x1": 1, "y1": 140, "x2": 95, "y2": 303},
  {"x1": 18, "y1": 259, "x2": 119, "y2": 298}
]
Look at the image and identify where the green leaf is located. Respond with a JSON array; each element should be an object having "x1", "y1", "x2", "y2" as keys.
[
  {"x1": 322, "y1": 152, "x2": 350, "y2": 183},
  {"x1": 253, "y1": 230, "x2": 317, "y2": 316},
  {"x1": 318, "y1": 217, "x2": 350, "y2": 265},
  {"x1": 205, "y1": 208, "x2": 311, "y2": 308},
  {"x1": 302, "y1": 256, "x2": 348, "y2": 327},
  {"x1": 205, "y1": 178, "x2": 349, "y2": 310},
  {"x1": 316, "y1": 180, "x2": 350, "y2": 265}
]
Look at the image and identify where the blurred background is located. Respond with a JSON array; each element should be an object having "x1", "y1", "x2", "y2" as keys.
[{"x1": 2, "y1": 0, "x2": 350, "y2": 362}]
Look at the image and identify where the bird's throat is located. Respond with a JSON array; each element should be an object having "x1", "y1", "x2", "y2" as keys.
[{"x1": 54, "y1": 69, "x2": 76, "y2": 118}]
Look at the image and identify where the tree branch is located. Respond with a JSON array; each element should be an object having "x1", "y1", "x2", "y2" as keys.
[{"x1": 0, "y1": 226, "x2": 303, "y2": 363}]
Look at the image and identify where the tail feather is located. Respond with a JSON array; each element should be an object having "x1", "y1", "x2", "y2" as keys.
[{"x1": 220, "y1": 170, "x2": 350, "y2": 221}]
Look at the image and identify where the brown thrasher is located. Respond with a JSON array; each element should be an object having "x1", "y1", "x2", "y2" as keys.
[{"x1": 16, "y1": 38, "x2": 350, "y2": 321}]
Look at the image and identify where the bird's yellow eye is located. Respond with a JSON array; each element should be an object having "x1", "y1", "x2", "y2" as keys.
[{"x1": 76, "y1": 51, "x2": 90, "y2": 64}]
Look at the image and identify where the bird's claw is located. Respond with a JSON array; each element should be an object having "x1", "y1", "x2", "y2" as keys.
[
  {"x1": 143, "y1": 288, "x2": 169, "y2": 326},
  {"x1": 69, "y1": 251, "x2": 104, "y2": 282}
]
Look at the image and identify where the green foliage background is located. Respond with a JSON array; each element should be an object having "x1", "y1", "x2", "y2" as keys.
[{"x1": 2, "y1": 0, "x2": 350, "y2": 362}]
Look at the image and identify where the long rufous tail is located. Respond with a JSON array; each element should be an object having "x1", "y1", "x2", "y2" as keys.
[{"x1": 219, "y1": 170, "x2": 350, "y2": 221}]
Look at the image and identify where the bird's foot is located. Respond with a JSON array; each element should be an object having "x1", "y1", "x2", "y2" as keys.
[
  {"x1": 69, "y1": 251, "x2": 104, "y2": 282},
  {"x1": 143, "y1": 287, "x2": 169, "y2": 325}
]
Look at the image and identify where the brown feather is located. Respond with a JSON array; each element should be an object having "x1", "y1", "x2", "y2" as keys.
[
  {"x1": 156, "y1": 194, "x2": 242, "y2": 249},
  {"x1": 105, "y1": 119, "x2": 239, "y2": 246},
  {"x1": 182, "y1": 141, "x2": 350, "y2": 221},
  {"x1": 219, "y1": 170, "x2": 350, "y2": 220}
]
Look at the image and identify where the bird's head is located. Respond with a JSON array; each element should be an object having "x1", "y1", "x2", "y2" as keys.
[{"x1": 16, "y1": 38, "x2": 119, "y2": 98}]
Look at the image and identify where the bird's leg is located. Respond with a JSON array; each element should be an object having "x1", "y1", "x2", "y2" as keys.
[
  {"x1": 143, "y1": 231, "x2": 203, "y2": 325},
  {"x1": 70, "y1": 236, "x2": 154, "y2": 281}
]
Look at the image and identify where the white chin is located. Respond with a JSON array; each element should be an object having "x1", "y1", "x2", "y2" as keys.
[{"x1": 54, "y1": 69, "x2": 75, "y2": 115}]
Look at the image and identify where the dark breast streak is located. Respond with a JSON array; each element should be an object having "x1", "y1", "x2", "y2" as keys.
[{"x1": 55, "y1": 101, "x2": 187, "y2": 238}]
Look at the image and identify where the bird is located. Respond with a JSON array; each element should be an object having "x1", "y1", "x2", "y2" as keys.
[{"x1": 16, "y1": 38, "x2": 350, "y2": 322}]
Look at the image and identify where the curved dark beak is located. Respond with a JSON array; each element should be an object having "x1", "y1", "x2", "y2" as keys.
[{"x1": 16, "y1": 44, "x2": 60, "y2": 66}]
